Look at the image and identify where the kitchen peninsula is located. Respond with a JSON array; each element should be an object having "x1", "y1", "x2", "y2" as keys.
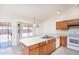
[{"x1": 20, "y1": 36, "x2": 56, "y2": 55}]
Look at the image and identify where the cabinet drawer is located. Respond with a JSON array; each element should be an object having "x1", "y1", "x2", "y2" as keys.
[
  {"x1": 30, "y1": 48, "x2": 39, "y2": 55},
  {"x1": 30, "y1": 44, "x2": 39, "y2": 50},
  {"x1": 39, "y1": 41, "x2": 46, "y2": 46}
]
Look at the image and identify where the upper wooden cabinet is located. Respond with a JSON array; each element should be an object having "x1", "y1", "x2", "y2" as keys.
[
  {"x1": 56, "y1": 21, "x2": 68, "y2": 30},
  {"x1": 56, "y1": 19, "x2": 79, "y2": 30},
  {"x1": 68, "y1": 19, "x2": 79, "y2": 25}
]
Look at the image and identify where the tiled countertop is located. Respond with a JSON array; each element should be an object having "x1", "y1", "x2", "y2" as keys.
[{"x1": 19, "y1": 36, "x2": 55, "y2": 47}]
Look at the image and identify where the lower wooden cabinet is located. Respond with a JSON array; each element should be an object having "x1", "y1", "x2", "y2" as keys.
[
  {"x1": 30, "y1": 48, "x2": 39, "y2": 55},
  {"x1": 39, "y1": 44, "x2": 47, "y2": 55},
  {"x1": 47, "y1": 39, "x2": 56, "y2": 55},
  {"x1": 22, "y1": 39, "x2": 56, "y2": 55},
  {"x1": 60, "y1": 36, "x2": 67, "y2": 47}
]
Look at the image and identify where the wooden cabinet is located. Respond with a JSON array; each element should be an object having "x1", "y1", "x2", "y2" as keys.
[
  {"x1": 39, "y1": 40, "x2": 56, "y2": 55},
  {"x1": 30, "y1": 44, "x2": 39, "y2": 50},
  {"x1": 56, "y1": 19, "x2": 79, "y2": 30},
  {"x1": 39, "y1": 41, "x2": 47, "y2": 55},
  {"x1": 29, "y1": 44, "x2": 39, "y2": 55},
  {"x1": 22, "y1": 44, "x2": 39, "y2": 55},
  {"x1": 60, "y1": 36, "x2": 67, "y2": 47},
  {"x1": 68, "y1": 19, "x2": 79, "y2": 25},
  {"x1": 39, "y1": 45, "x2": 47, "y2": 55},
  {"x1": 47, "y1": 39, "x2": 56, "y2": 55},
  {"x1": 30, "y1": 48, "x2": 39, "y2": 55},
  {"x1": 56, "y1": 21, "x2": 68, "y2": 30},
  {"x1": 22, "y1": 39, "x2": 56, "y2": 55}
]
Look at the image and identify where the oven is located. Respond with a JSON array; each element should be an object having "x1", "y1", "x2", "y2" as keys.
[
  {"x1": 67, "y1": 35, "x2": 79, "y2": 51},
  {"x1": 67, "y1": 35, "x2": 79, "y2": 46}
]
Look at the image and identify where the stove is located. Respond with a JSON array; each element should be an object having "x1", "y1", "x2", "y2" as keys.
[{"x1": 67, "y1": 26, "x2": 79, "y2": 51}]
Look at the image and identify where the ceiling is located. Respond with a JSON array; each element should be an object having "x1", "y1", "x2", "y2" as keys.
[{"x1": 0, "y1": 4, "x2": 74, "y2": 21}]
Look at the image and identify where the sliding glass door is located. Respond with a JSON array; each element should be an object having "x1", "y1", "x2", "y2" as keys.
[{"x1": 0, "y1": 24, "x2": 12, "y2": 49}]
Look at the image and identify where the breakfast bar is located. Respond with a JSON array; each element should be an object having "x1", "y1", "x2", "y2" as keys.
[{"x1": 20, "y1": 37, "x2": 56, "y2": 55}]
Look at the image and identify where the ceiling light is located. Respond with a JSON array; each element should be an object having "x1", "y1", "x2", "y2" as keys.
[
  {"x1": 33, "y1": 24, "x2": 37, "y2": 27},
  {"x1": 32, "y1": 17, "x2": 39, "y2": 27},
  {"x1": 57, "y1": 11, "x2": 60, "y2": 15}
]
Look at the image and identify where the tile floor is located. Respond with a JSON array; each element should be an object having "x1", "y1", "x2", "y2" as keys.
[
  {"x1": 0, "y1": 46, "x2": 22, "y2": 55},
  {"x1": 51, "y1": 47, "x2": 79, "y2": 55},
  {"x1": 0, "y1": 46, "x2": 79, "y2": 55}
]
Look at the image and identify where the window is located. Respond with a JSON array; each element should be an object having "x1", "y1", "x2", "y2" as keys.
[{"x1": 18, "y1": 23, "x2": 39, "y2": 38}]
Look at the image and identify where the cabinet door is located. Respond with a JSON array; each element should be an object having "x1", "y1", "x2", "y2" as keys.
[
  {"x1": 56, "y1": 21, "x2": 68, "y2": 30},
  {"x1": 39, "y1": 41, "x2": 47, "y2": 55},
  {"x1": 30, "y1": 44, "x2": 39, "y2": 50},
  {"x1": 47, "y1": 41, "x2": 56, "y2": 55},
  {"x1": 68, "y1": 20, "x2": 79, "y2": 25},
  {"x1": 39, "y1": 45, "x2": 47, "y2": 55},
  {"x1": 60, "y1": 36, "x2": 67, "y2": 47},
  {"x1": 30, "y1": 48, "x2": 39, "y2": 55},
  {"x1": 56, "y1": 22, "x2": 62, "y2": 29}
]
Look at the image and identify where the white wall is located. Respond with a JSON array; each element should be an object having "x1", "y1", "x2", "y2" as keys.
[
  {"x1": 42, "y1": 17, "x2": 56, "y2": 35},
  {"x1": 42, "y1": 6, "x2": 79, "y2": 35}
]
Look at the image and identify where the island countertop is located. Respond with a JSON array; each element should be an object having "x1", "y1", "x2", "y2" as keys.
[{"x1": 20, "y1": 36, "x2": 56, "y2": 47}]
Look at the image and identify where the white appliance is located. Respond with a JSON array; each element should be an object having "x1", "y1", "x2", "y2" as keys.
[
  {"x1": 52, "y1": 34, "x2": 60, "y2": 48},
  {"x1": 56, "y1": 37, "x2": 60, "y2": 48},
  {"x1": 67, "y1": 26, "x2": 79, "y2": 51}
]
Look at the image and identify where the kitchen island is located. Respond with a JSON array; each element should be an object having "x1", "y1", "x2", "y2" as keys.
[{"x1": 20, "y1": 36, "x2": 56, "y2": 55}]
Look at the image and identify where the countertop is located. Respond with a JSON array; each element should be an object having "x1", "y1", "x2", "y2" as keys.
[{"x1": 20, "y1": 35, "x2": 60, "y2": 47}]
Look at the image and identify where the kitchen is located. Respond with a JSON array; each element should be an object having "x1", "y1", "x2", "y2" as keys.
[{"x1": 0, "y1": 4, "x2": 79, "y2": 55}]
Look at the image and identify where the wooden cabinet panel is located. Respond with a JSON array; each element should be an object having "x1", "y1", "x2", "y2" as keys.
[
  {"x1": 68, "y1": 19, "x2": 79, "y2": 25},
  {"x1": 29, "y1": 44, "x2": 39, "y2": 55},
  {"x1": 30, "y1": 48, "x2": 39, "y2": 55},
  {"x1": 48, "y1": 39, "x2": 55, "y2": 43},
  {"x1": 30, "y1": 44, "x2": 39, "y2": 50},
  {"x1": 56, "y1": 21, "x2": 68, "y2": 30},
  {"x1": 39, "y1": 41, "x2": 47, "y2": 55},
  {"x1": 56, "y1": 22, "x2": 62, "y2": 29},
  {"x1": 47, "y1": 40, "x2": 56, "y2": 55},
  {"x1": 60, "y1": 36, "x2": 67, "y2": 47},
  {"x1": 39, "y1": 45, "x2": 47, "y2": 55},
  {"x1": 39, "y1": 41, "x2": 46, "y2": 46}
]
